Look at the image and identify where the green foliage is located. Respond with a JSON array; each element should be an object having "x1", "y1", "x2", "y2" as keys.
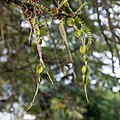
[
  {"x1": 0, "y1": 0, "x2": 120, "y2": 120},
  {"x1": 75, "y1": 16, "x2": 92, "y2": 46},
  {"x1": 58, "y1": 0, "x2": 68, "y2": 9},
  {"x1": 74, "y1": 29, "x2": 82, "y2": 38}
]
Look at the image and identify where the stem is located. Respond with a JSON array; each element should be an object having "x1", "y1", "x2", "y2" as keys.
[
  {"x1": 26, "y1": 82, "x2": 39, "y2": 111},
  {"x1": 35, "y1": 27, "x2": 54, "y2": 85},
  {"x1": 84, "y1": 84, "x2": 89, "y2": 103},
  {"x1": 59, "y1": 20, "x2": 77, "y2": 83}
]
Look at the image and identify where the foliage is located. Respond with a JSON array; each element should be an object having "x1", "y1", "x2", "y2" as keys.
[{"x1": 0, "y1": 0, "x2": 120, "y2": 120}]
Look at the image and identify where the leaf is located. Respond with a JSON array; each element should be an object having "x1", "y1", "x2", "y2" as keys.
[
  {"x1": 36, "y1": 65, "x2": 44, "y2": 74},
  {"x1": 74, "y1": 29, "x2": 82, "y2": 38},
  {"x1": 82, "y1": 55, "x2": 88, "y2": 62},
  {"x1": 82, "y1": 65, "x2": 90, "y2": 75},
  {"x1": 58, "y1": 0, "x2": 68, "y2": 10},
  {"x1": 82, "y1": 65, "x2": 87, "y2": 74},
  {"x1": 75, "y1": 16, "x2": 80, "y2": 22},
  {"x1": 79, "y1": 45, "x2": 88, "y2": 54},
  {"x1": 67, "y1": 18, "x2": 75, "y2": 27},
  {"x1": 75, "y1": 2, "x2": 86, "y2": 14}
]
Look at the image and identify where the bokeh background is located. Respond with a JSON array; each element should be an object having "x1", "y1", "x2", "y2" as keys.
[{"x1": 0, "y1": 0, "x2": 120, "y2": 120}]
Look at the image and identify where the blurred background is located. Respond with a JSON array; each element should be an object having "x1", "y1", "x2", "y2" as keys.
[{"x1": 0, "y1": 0, "x2": 120, "y2": 120}]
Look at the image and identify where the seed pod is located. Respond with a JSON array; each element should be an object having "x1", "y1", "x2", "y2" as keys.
[
  {"x1": 75, "y1": 29, "x2": 81, "y2": 38},
  {"x1": 82, "y1": 55, "x2": 88, "y2": 62},
  {"x1": 36, "y1": 65, "x2": 44, "y2": 74},
  {"x1": 67, "y1": 18, "x2": 75, "y2": 26},
  {"x1": 82, "y1": 75, "x2": 88, "y2": 85},
  {"x1": 79, "y1": 45, "x2": 88, "y2": 54}
]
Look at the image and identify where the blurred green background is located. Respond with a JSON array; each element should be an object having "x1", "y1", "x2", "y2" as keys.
[{"x1": 0, "y1": 0, "x2": 120, "y2": 120}]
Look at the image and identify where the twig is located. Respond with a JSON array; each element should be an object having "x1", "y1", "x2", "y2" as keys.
[{"x1": 59, "y1": 20, "x2": 77, "y2": 83}]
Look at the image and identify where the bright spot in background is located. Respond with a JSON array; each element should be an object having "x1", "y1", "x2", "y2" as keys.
[
  {"x1": 93, "y1": 51, "x2": 120, "y2": 78},
  {"x1": 90, "y1": 80, "x2": 97, "y2": 85},
  {"x1": 92, "y1": 51, "x2": 120, "y2": 92},
  {"x1": 112, "y1": 86, "x2": 120, "y2": 93},
  {"x1": 0, "y1": 112, "x2": 14, "y2": 120},
  {"x1": 21, "y1": 21, "x2": 30, "y2": 28},
  {"x1": 23, "y1": 114, "x2": 36, "y2": 120}
]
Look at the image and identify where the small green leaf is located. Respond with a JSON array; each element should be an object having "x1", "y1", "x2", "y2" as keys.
[
  {"x1": 82, "y1": 55, "x2": 88, "y2": 62},
  {"x1": 74, "y1": 29, "x2": 81, "y2": 38},
  {"x1": 36, "y1": 65, "x2": 44, "y2": 74},
  {"x1": 79, "y1": 45, "x2": 88, "y2": 54},
  {"x1": 75, "y1": 2, "x2": 86, "y2": 14},
  {"x1": 75, "y1": 16, "x2": 80, "y2": 22},
  {"x1": 82, "y1": 65, "x2": 90, "y2": 75},
  {"x1": 58, "y1": 0, "x2": 68, "y2": 9},
  {"x1": 82, "y1": 65, "x2": 87, "y2": 74},
  {"x1": 67, "y1": 18, "x2": 75, "y2": 26}
]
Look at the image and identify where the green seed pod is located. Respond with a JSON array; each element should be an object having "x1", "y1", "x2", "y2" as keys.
[
  {"x1": 67, "y1": 18, "x2": 75, "y2": 26},
  {"x1": 79, "y1": 45, "x2": 88, "y2": 54},
  {"x1": 36, "y1": 65, "x2": 44, "y2": 74},
  {"x1": 82, "y1": 55, "x2": 88, "y2": 62},
  {"x1": 82, "y1": 65, "x2": 87, "y2": 74},
  {"x1": 74, "y1": 29, "x2": 81, "y2": 38},
  {"x1": 82, "y1": 65, "x2": 90, "y2": 75},
  {"x1": 82, "y1": 75, "x2": 88, "y2": 85}
]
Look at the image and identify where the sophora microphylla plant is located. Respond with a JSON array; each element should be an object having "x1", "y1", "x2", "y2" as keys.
[{"x1": 21, "y1": 0, "x2": 92, "y2": 110}]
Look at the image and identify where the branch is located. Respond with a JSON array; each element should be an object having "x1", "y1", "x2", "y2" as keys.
[{"x1": 95, "y1": 0, "x2": 115, "y2": 74}]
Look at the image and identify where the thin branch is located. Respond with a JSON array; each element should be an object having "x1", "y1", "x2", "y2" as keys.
[
  {"x1": 59, "y1": 20, "x2": 77, "y2": 83},
  {"x1": 95, "y1": 0, "x2": 115, "y2": 74},
  {"x1": 46, "y1": 22, "x2": 64, "y2": 73},
  {"x1": 104, "y1": 1, "x2": 120, "y2": 66}
]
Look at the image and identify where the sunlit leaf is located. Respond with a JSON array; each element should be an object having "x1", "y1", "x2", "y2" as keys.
[{"x1": 58, "y1": 0, "x2": 68, "y2": 10}]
